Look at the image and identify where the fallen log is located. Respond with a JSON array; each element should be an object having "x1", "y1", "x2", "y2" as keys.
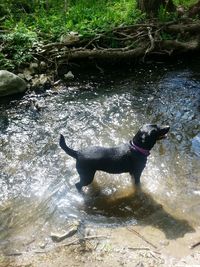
[
  {"x1": 167, "y1": 23, "x2": 200, "y2": 34},
  {"x1": 30, "y1": 20, "x2": 200, "y2": 69},
  {"x1": 58, "y1": 46, "x2": 148, "y2": 61},
  {"x1": 159, "y1": 39, "x2": 200, "y2": 53}
]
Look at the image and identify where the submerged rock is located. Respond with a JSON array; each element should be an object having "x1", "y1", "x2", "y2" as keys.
[
  {"x1": 191, "y1": 133, "x2": 200, "y2": 156},
  {"x1": 0, "y1": 70, "x2": 27, "y2": 97}
]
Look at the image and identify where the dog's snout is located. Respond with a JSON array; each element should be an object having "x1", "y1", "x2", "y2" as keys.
[
  {"x1": 162, "y1": 125, "x2": 170, "y2": 132},
  {"x1": 158, "y1": 125, "x2": 170, "y2": 140}
]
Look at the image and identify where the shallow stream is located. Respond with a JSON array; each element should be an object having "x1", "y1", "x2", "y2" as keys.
[{"x1": 0, "y1": 59, "x2": 200, "y2": 251}]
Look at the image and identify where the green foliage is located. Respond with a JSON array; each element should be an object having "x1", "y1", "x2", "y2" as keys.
[
  {"x1": 157, "y1": 5, "x2": 178, "y2": 22},
  {"x1": 174, "y1": 0, "x2": 198, "y2": 8},
  {"x1": 2, "y1": 0, "x2": 144, "y2": 40},
  {"x1": 65, "y1": 0, "x2": 143, "y2": 34},
  {"x1": 160, "y1": 32, "x2": 174, "y2": 40},
  {"x1": 2, "y1": 0, "x2": 197, "y2": 43},
  {"x1": 0, "y1": 53, "x2": 15, "y2": 70},
  {"x1": 0, "y1": 0, "x2": 198, "y2": 70},
  {"x1": 0, "y1": 23, "x2": 37, "y2": 70}
]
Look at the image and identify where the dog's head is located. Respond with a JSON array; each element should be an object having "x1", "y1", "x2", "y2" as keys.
[{"x1": 132, "y1": 124, "x2": 170, "y2": 150}]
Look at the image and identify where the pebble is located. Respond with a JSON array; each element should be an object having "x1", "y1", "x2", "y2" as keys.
[
  {"x1": 176, "y1": 134, "x2": 182, "y2": 142},
  {"x1": 39, "y1": 242, "x2": 47, "y2": 249},
  {"x1": 159, "y1": 240, "x2": 169, "y2": 246}
]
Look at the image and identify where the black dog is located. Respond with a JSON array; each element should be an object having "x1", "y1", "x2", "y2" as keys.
[{"x1": 59, "y1": 124, "x2": 170, "y2": 191}]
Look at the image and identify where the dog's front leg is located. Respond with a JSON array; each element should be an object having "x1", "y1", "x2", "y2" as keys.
[{"x1": 130, "y1": 167, "x2": 143, "y2": 185}]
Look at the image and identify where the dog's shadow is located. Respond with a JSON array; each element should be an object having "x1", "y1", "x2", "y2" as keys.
[{"x1": 83, "y1": 182, "x2": 194, "y2": 240}]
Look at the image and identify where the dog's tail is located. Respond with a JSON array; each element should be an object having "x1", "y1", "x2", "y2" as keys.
[{"x1": 59, "y1": 134, "x2": 78, "y2": 159}]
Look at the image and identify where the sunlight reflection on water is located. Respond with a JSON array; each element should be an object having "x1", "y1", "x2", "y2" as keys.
[{"x1": 0, "y1": 64, "x2": 200, "y2": 247}]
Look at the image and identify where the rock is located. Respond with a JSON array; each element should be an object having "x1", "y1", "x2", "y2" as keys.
[
  {"x1": 60, "y1": 32, "x2": 80, "y2": 44},
  {"x1": 40, "y1": 61, "x2": 46, "y2": 70},
  {"x1": 176, "y1": 134, "x2": 182, "y2": 142},
  {"x1": 0, "y1": 70, "x2": 27, "y2": 97},
  {"x1": 64, "y1": 71, "x2": 74, "y2": 80},
  {"x1": 29, "y1": 62, "x2": 39, "y2": 74},
  {"x1": 175, "y1": 111, "x2": 182, "y2": 120},
  {"x1": 189, "y1": 1, "x2": 200, "y2": 17},
  {"x1": 38, "y1": 74, "x2": 49, "y2": 85},
  {"x1": 159, "y1": 240, "x2": 169, "y2": 246},
  {"x1": 182, "y1": 111, "x2": 195, "y2": 121},
  {"x1": 191, "y1": 134, "x2": 200, "y2": 156},
  {"x1": 30, "y1": 99, "x2": 45, "y2": 112},
  {"x1": 177, "y1": 5, "x2": 185, "y2": 17},
  {"x1": 31, "y1": 76, "x2": 41, "y2": 88},
  {"x1": 31, "y1": 74, "x2": 50, "y2": 88},
  {"x1": 38, "y1": 242, "x2": 47, "y2": 249},
  {"x1": 22, "y1": 68, "x2": 33, "y2": 81}
]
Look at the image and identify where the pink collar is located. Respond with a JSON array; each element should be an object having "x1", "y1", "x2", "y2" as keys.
[{"x1": 130, "y1": 141, "x2": 150, "y2": 157}]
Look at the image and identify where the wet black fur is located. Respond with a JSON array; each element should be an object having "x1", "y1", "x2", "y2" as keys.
[{"x1": 59, "y1": 124, "x2": 170, "y2": 191}]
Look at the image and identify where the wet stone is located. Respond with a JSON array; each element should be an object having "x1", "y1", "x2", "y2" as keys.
[
  {"x1": 0, "y1": 70, "x2": 27, "y2": 97},
  {"x1": 191, "y1": 134, "x2": 200, "y2": 156},
  {"x1": 64, "y1": 71, "x2": 74, "y2": 80}
]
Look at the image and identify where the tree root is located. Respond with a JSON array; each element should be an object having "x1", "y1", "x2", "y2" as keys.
[
  {"x1": 159, "y1": 39, "x2": 200, "y2": 54},
  {"x1": 33, "y1": 20, "x2": 200, "y2": 67}
]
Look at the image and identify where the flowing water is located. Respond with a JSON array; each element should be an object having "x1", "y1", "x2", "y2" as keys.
[{"x1": 0, "y1": 60, "x2": 200, "y2": 251}]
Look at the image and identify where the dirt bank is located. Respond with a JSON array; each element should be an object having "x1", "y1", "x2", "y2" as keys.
[{"x1": 1, "y1": 222, "x2": 200, "y2": 267}]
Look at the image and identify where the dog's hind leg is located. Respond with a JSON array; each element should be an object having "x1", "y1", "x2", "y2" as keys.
[{"x1": 75, "y1": 168, "x2": 96, "y2": 192}]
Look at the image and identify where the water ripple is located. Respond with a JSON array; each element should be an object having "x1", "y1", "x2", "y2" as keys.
[{"x1": 0, "y1": 65, "x2": 200, "y2": 245}]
